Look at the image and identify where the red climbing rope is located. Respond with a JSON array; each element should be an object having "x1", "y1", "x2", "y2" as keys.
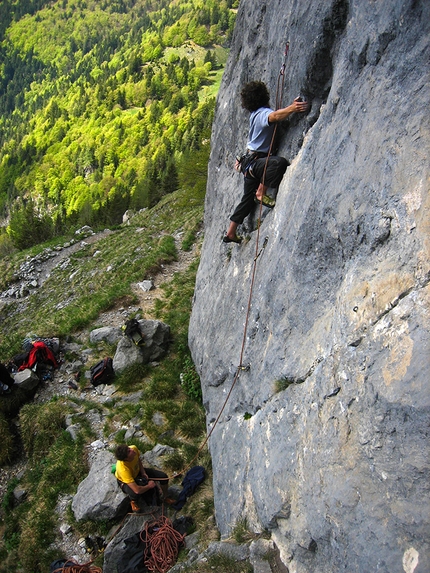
[
  {"x1": 180, "y1": 42, "x2": 291, "y2": 467},
  {"x1": 141, "y1": 515, "x2": 185, "y2": 573},
  {"x1": 145, "y1": 43, "x2": 291, "y2": 482}
]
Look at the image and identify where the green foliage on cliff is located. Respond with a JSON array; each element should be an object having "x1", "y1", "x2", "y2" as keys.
[{"x1": 0, "y1": 0, "x2": 236, "y2": 249}]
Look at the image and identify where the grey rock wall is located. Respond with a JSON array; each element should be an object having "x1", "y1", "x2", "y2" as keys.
[{"x1": 189, "y1": 1, "x2": 429, "y2": 572}]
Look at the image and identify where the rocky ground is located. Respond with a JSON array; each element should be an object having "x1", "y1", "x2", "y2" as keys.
[
  {"x1": 0, "y1": 228, "x2": 200, "y2": 565},
  {"x1": 0, "y1": 228, "x2": 288, "y2": 572}
]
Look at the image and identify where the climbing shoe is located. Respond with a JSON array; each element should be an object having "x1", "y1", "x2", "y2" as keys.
[
  {"x1": 222, "y1": 234, "x2": 242, "y2": 244},
  {"x1": 254, "y1": 195, "x2": 276, "y2": 208}
]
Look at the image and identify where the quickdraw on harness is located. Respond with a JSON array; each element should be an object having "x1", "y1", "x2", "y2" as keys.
[{"x1": 235, "y1": 150, "x2": 267, "y2": 177}]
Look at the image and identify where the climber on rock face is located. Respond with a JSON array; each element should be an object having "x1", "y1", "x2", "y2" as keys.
[{"x1": 223, "y1": 80, "x2": 309, "y2": 244}]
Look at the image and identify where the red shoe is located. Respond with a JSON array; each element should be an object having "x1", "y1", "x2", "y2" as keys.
[{"x1": 130, "y1": 500, "x2": 140, "y2": 513}]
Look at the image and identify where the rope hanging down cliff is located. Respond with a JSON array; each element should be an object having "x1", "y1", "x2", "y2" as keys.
[{"x1": 175, "y1": 43, "x2": 292, "y2": 474}]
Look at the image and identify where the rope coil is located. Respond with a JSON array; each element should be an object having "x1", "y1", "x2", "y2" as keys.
[{"x1": 141, "y1": 515, "x2": 185, "y2": 573}]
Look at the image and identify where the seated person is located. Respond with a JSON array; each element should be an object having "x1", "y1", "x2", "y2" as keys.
[{"x1": 114, "y1": 444, "x2": 169, "y2": 511}]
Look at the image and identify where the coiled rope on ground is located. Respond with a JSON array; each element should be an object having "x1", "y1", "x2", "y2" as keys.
[{"x1": 141, "y1": 514, "x2": 185, "y2": 573}]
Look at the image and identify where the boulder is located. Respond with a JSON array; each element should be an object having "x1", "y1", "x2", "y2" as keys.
[
  {"x1": 13, "y1": 369, "x2": 39, "y2": 392},
  {"x1": 113, "y1": 320, "x2": 170, "y2": 373},
  {"x1": 138, "y1": 319, "x2": 171, "y2": 362},
  {"x1": 71, "y1": 450, "x2": 129, "y2": 521},
  {"x1": 137, "y1": 280, "x2": 154, "y2": 292},
  {"x1": 112, "y1": 337, "x2": 142, "y2": 373},
  {"x1": 203, "y1": 541, "x2": 250, "y2": 562},
  {"x1": 143, "y1": 444, "x2": 175, "y2": 468},
  {"x1": 13, "y1": 485, "x2": 27, "y2": 503},
  {"x1": 89, "y1": 327, "x2": 123, "y2": 345},
  {"x1": 249, "y1": 539, "x2": 276, "y2": 573},
  {"x1": 189, "y1": 1, "x2": 430, "y2": 572}
]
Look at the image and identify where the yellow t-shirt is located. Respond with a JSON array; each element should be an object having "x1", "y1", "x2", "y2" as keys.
[{"x1": 115, "y1": 445, "x2": 140, "y2": 484}]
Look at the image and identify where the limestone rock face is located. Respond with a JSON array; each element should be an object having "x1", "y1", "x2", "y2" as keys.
[{"x1": 189, "y1": 1, "x2": 429, "y2": 572}]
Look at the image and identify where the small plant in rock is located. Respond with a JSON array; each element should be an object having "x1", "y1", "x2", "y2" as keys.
[
  {"x1": 232, "y1": 517, "x2": 255, "y2": 544},
  {"x1": 114, "y1": 428, "x2": 127, "y2": 443},
  {"x1": 275, "y1": 376, "x2": 298, "y2": 393}
]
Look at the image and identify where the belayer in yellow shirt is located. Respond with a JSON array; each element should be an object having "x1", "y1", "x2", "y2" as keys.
[{"x1": 115, "y1": 444, "x2": 171, "y2": 511}]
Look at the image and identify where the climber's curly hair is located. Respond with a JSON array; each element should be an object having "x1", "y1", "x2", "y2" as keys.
[{"x1": 240, "y1": 81, "x2": 270, "y2": 112}]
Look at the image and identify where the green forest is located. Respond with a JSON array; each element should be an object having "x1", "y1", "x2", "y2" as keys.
[{"x1": 0, "y1": 0, "x2": 236, "y2": 251}]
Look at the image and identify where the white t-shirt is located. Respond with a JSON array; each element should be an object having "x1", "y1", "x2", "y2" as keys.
[{"x1": 247, "y1": 107, "x2": 275, "y2": 153}]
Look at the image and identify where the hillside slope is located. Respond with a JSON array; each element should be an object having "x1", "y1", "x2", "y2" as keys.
[
  {"x1": 0, "y1": 0, "x2": 233, "y2": 237},
  {"x1": 189, "y1": 1, "x2": 429, "y2": 572}
]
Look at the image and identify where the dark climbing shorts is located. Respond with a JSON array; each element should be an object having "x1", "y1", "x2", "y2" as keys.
[
  {"x1": 117, "y1": 468, "x2": 168, "y2": 504},
  {"x1": 230, "y1": 155, "x2": 289, "y2": 225}
]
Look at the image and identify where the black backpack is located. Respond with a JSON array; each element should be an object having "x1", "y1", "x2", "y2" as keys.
[
  {"x1": 90, "y1": 357, "x2": 114, "y2": 386},
  {"x1": 116, "y1": 532, "x2": 150, "y2": 573},
  {"x1": 123, "y1": 318, "x2": 144, "y2": 346}
]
